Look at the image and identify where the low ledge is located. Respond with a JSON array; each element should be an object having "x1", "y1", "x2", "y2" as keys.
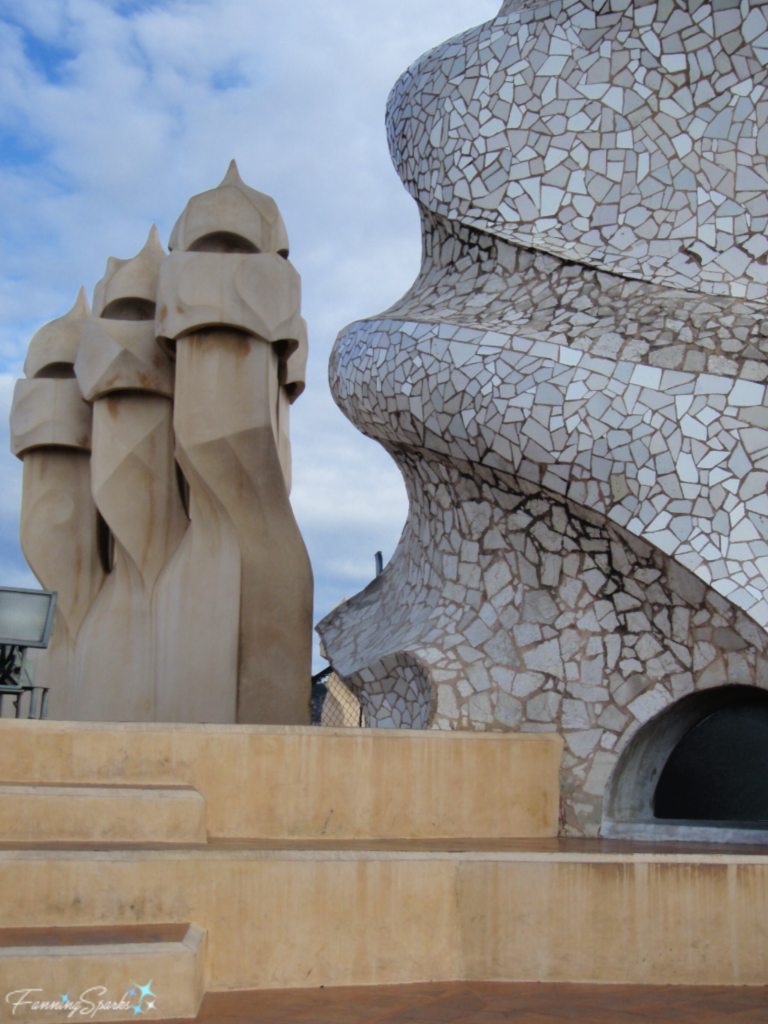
[
  {"x1": 0, "y1": 783, "x2": 207, "y2": 845},
  {"x1": 0, "y1": 719, "x2": 559, "y2": 740},
  {"x1": 0, "y1": 924, "x2": 206, "y2": 1023},
  {"x1": 0, "y1": 721, "x2": 563, "y2": 841}
]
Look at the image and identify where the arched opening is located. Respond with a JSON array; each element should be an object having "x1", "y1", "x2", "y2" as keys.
[
  {"x1": 655, "y1": 695, "x2": 768, "y2": 823},
  {"x1": 602, "y1": 685, "x2": 768, "y2": 844},
  {"x1": 350, "y1": 652, "x2": 433, "y2": 729}
]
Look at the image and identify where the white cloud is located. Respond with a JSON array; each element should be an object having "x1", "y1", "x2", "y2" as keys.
[{"x1": 0, "y1": 0, "x2": 500, "y2": 669}]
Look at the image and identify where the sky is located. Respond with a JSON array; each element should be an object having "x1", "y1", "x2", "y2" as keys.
[{"x1": 0, "y1": 0, "x2": 500, "y2": 670}]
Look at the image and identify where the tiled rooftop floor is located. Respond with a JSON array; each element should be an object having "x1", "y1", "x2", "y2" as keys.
[{"x1": 157, "y1": 982, "x2": 768, "y2": 1023}]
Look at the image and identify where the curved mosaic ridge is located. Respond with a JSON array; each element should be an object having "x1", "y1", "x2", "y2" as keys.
[
  {"x1": 318, "y1": 0, "x2": 768, "y2": 836},
  {"x1": 387, "y1": 0, "x2": 768, "y2": 299}
]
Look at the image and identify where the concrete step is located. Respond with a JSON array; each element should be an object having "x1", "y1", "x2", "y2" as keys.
[
  {"x1": 0, "y1": 784, "x2": 206, "y2": 845},
  {"x1": 3, "y1": 842, "x2": 768, "y2": 990},
  {"x1": 0, "y1": 923, "x2": 206, "y2": 1023}
]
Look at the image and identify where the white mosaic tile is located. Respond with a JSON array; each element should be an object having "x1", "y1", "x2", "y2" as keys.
[
  {"x1": 387, "y1": 0, "x2": 768, "y2": 301},
  {"x1": 317, "y1": 0, "x2": 768, "y2": 837}
]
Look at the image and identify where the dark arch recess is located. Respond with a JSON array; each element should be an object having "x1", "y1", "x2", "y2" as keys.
[
  {"x1": 602, "y1": 685, "x2": 768, "y2": 841},
  {"x1": 655, "y1": 692, "x2": 768, "y2": 824},
  {"x1": 187, "y1": 232, "x2": 259, "y2": 254}
]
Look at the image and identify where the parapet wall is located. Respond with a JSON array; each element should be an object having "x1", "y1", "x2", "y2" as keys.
[{"x1": 0, "y1": 721, "x2": 562, "y2": 841}]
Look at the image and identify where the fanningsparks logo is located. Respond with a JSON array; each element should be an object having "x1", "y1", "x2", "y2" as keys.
[{"x1": 5, "y1": 981, "x2": 157, "y2": 1018}]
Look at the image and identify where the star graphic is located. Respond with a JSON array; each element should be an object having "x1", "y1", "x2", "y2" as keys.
[
  {"x1": 136, "y1": 982, "x2": 155, "y2": 1003},
  {"x1": 146, "y1": 1001, "x2": 155, "y2": 1011},
  {"x1": 128, "y1": 989, "x2": 136, "y2": 997},
  {"x1": 60, "y1": 995, "x2": 69, "y2": 1004},
  {"x1": 132, "y1": 1006, "x2": 145, "y2": 1017}
]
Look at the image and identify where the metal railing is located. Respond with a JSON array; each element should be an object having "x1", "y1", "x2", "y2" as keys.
[
  {"x1": 0, "y1": 644, "x2": 49, "y2": 720},
  {"x1": 0, "y1": 684, "x2": 49, "y2": 720}
]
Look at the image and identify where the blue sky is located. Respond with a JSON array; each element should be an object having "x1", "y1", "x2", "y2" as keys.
[{"x1": 0, "y1": 0, "x2": 500, "y2": 669}]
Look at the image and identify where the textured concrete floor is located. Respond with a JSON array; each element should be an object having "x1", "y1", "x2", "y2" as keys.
[{"x1": 156, "y1": 982, "x2": 768, "y2": 1023}]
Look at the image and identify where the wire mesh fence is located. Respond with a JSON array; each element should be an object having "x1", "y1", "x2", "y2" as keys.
[{"x1": 311, "y1": 668, "x2": 366, "y2": 728}]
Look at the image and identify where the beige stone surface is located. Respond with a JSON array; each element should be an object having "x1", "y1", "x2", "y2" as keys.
[
  {"x1": 73, "y1": 550, "x2": 153, "y2": 721},
  {"x1": 0, "y1": 784, "x2": 206, "y2": 844},
  {"x1": 9, "y1": 379, "x2": 92, "y2": 457},
  {"x1": 167, "y1": 333, "x2": 313, "y2": 724},
  {"x1": 73, "y1": 394, "x2": 186, "y2": 722},
  {"x1": 152, "y1": 483, "x2": 240, "y2": 725},
  {"x1": 91, "y1": 225, "x2": 165, "y2": 320},
  {"x1": 275, "y1": 317, "x2": 308, "y2": 492},
  {"x1": 0, "y1": 924, "x2": 205, "y2": 1023},
  {"x1": 275, "y1": 384, "x2": 293, "y2": 494},
  {"x1": 72, "y1": 231, "x2": 187, "y2": 723},
  {"x1": 155, "y1": 250, "x2": 303, "y2": 348},
  {"x1": 17, "y1": 454, "x2": 102, "y2": 629},
  {"x1": 168, "y1": 160, "x2": 289, "y2": 256},
  {"x1": 9, "y1": 166, "x2": 312, "y2": 727},
  {"x1": 455, "y1": 856, "x2": 768, "y2": 985},
  {"x1": 76, "y1": 227, "x2": 175, "y2": 403},
  {"x1": 10, "y1": 301, "x2": 102, "y2": 718},
  {"x1": 76, "y1": 319, "x2": 174, "y2": 401},
  {"x1": 0, "y1": 721, "x2": 562, "y2": 840},
  {"x1": 89, "y1": 396, "x2": 186, "y2": 593},
  {"x1": 283, "y1": 317, "x2": 308, "y2": 402},
  {"x1": 23, "y1": 288, "x2": 89, "y2": 381},
  {"x1": 18, "y1": 451, "x2": 104, "y2": 719},
  {"x1": 0, "y1": 722, "x2": 759, "y2": 990},
  {"x1": 0, "y1": 846, "x2": 767, "y2": 991},
  {"x1": 151, "y1": 165, "x2": 312, "y2": 724}
]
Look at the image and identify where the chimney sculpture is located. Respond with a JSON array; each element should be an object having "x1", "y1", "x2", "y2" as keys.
[
  {"x1": 8, "y1": 291, "x2": 104, "y2": 719},
  {"x1": 155, "y1": 162, "x2": 313, "y2": 724},
  {"x1": 72, "y1": 227, "x2": 187, "y2": 721},
  {"x1": 9, "y1": 164, "x2": 313, "y2": 725}
]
